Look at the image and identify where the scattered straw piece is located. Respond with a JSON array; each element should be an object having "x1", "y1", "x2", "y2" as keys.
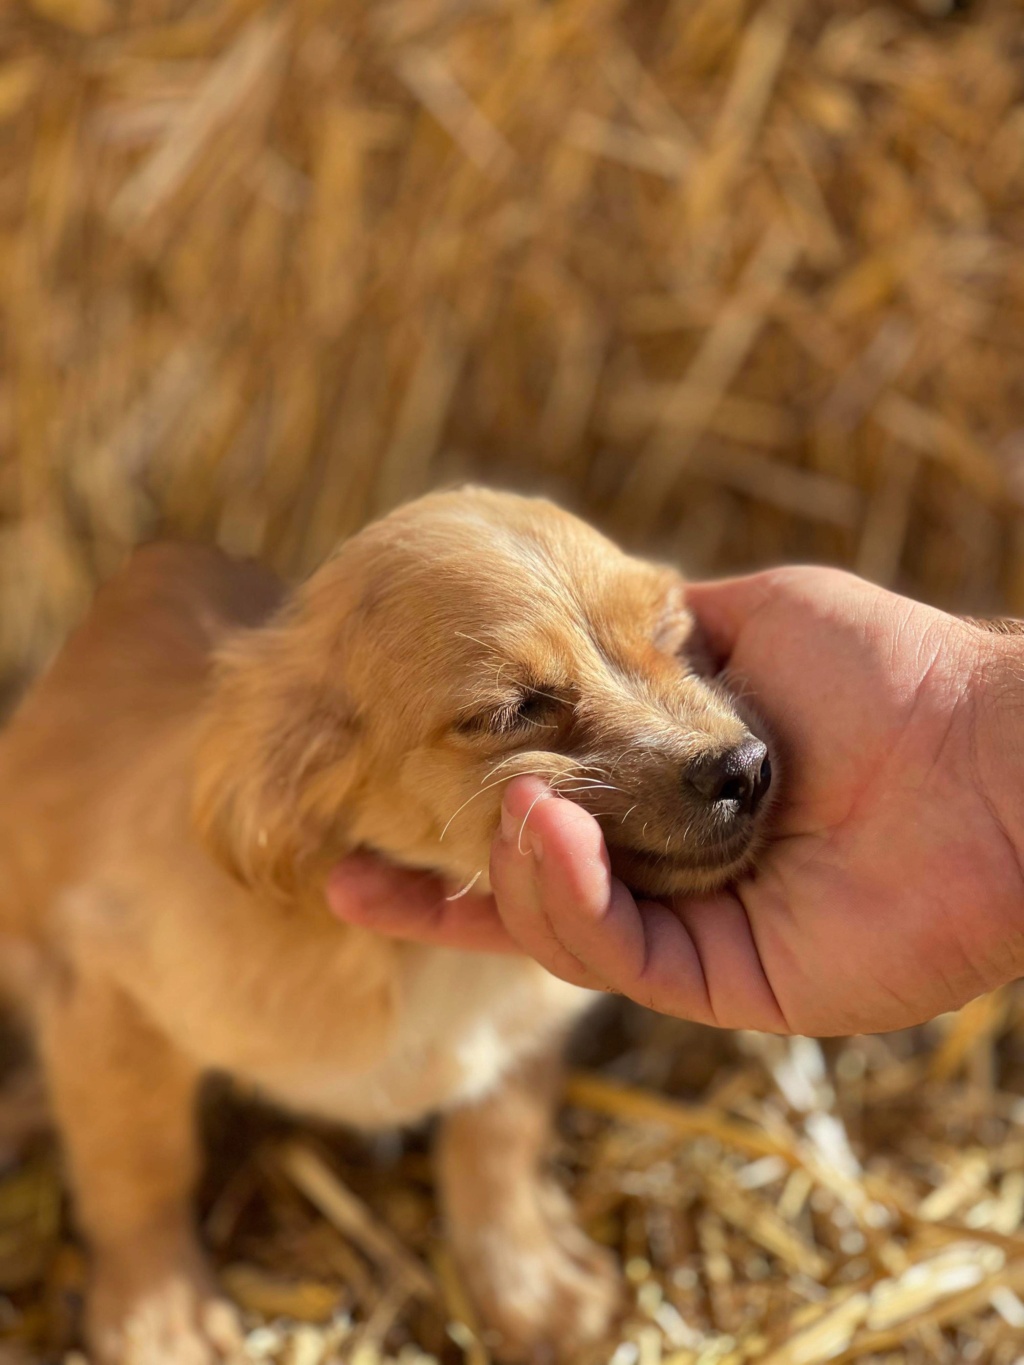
[
  {"x1": 278, "y1": 1142, "x2": 435, "y2": 1303},
  {"x1": 431, "y1": 1244, "x2": 490, "y2": 1365}
]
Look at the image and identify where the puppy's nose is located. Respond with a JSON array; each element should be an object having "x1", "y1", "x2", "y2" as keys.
[{"x1": 687, "y1": 739, "x2": 771, "y2": 816}]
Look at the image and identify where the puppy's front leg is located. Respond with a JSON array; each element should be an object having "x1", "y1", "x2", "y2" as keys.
[
  {"x1": 37, "y1": 977, "x2": 241, "y2": 1365},
  {"x1": 437, "y1": 1049, "x2": 621, "y2": 1364}
]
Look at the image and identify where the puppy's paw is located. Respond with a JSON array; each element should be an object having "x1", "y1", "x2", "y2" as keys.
[
  {"x1": 457, "y1": 1185, "x2": 622, "y2": 1364},
  {"x1": 88, "y1": 1263, "x2": 244, "y2": 1365}
]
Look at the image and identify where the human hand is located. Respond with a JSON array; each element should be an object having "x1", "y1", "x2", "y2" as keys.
[
  {"x1": 327, "y1": 566, "x2": 1024, "y2": 1035},
  {"x1": 485, "y1": 567, "x2": 1024, "y2": 1034}
]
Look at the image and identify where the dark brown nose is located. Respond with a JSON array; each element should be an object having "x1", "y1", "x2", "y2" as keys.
[{"x1": 686, "y1": 739, "x2": 771, "y2": 817}]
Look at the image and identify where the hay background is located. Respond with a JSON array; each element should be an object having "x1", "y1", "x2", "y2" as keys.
[{"x1": 1, "y1": 0, "x2": 1024, "y2": 1361}]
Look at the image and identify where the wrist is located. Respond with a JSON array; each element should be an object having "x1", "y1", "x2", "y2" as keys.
[{"x1": 970, "y1": 624, "x2": 1024, "y2": 981}]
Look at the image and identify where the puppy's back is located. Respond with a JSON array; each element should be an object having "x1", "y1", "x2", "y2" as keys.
[{"x1": 0, "y1": 543, "x2": 282, "y2": 936}]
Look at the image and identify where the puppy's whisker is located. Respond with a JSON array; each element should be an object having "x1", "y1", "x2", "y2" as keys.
[
  {"x1": 552, "y1": 779, "x2": 624, "y2": 797},
  {"x1": 550, "y1": 773, "x2": 609, "y2": 791},
  {"x1": 445, "y1": 870, "x2": 484, "y2": 901},
  {"x1": 556, "y1": 759, "x2": 611, "y2": 780},
  {"x1": 441, "y1": 766, "x2": 564, "y2": 840},
  {"x1": 480, "y1": 754, "x2": 566, "y2": 784},
  {"x1": 620, "y1": 804, "x2": 638, "y2": 825},
  {"x1": 517, "y1": 791, "x2": 552, "y2": 855},
  {"x1": 439, "y1": 774, "x2": 521, "y2": 840},
  {"x1": 548, "y1": 781, "x2": 599, "y2": 799},
  {"x1": 555, "y1": 771, "x2": 617, "y2": 783},
  {"x1": 480, "y1": 753, "x2": 530, "y2": 781}
]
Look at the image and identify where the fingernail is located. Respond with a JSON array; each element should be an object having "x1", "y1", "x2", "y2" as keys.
[
  {"x1": 500, "y1": 802, "x2": 519, "y2": 843},
  {"x1": 500, "y1": 799, "x2": 544, "y2": 861}
]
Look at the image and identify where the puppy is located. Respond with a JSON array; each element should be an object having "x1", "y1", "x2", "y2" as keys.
[{"x1": 0, "y1": 488, "x2": 773, "y2": 1364}]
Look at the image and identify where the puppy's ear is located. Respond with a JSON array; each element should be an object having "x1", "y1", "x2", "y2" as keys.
[{"x1": 192, "y1": 624, "x2": 360, "y2": 900}]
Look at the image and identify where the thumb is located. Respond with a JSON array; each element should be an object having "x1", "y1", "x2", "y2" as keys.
[{"x1": 685, "y1": 571, "x2": 778, "y2": 661}]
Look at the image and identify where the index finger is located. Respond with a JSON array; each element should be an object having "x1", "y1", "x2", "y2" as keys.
[{"x1": 326, "y1": 856, "x2": 519, "y2": 954}]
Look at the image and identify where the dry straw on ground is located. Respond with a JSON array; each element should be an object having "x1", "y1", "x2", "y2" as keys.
[
  {"x1": 2, "y1": 1006, "x2": 1024, "y2": 1364},
  {"x1": 1, "y1": 0, "x2": 1024, "y2": 1360}
]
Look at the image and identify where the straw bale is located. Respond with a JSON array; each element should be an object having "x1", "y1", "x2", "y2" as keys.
[{"x1": 2, "y1": 0, "x2": 1024, "y2": 675}]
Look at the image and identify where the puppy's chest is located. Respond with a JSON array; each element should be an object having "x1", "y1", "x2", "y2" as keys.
[
  {"x1": 259, "y1": 951, "x2": 592, "y2": 1129},
  {"x1": 65, "y1": 854, "x2": 593, "y2": 1130}
]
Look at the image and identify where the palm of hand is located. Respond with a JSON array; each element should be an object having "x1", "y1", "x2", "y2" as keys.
[{"x1": 703, "y1": 571, "x2": 1021, "y2": 1035}]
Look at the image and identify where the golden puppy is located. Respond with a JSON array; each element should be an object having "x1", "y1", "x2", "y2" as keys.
[{"x1": 0, "y1": 488, "x2": 773, "y2": 1364}]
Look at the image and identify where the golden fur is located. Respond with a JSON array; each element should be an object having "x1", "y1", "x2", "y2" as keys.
[{"x1": 0, "y1": 488, "x2": 771, "y2": 1363}]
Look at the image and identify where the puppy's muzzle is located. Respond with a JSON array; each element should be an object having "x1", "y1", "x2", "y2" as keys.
[{"x1": 685, "y1": 738, "x2": 772, "y2": 819}]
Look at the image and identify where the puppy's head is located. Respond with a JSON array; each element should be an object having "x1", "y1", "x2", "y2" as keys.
[{"x1": 195, "y1": 489, "x2": 773, "y2": 900}]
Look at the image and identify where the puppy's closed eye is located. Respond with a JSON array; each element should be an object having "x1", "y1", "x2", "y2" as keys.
[{"x1": 456, "y1": 686, "x2": 564, "y2": 740}]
